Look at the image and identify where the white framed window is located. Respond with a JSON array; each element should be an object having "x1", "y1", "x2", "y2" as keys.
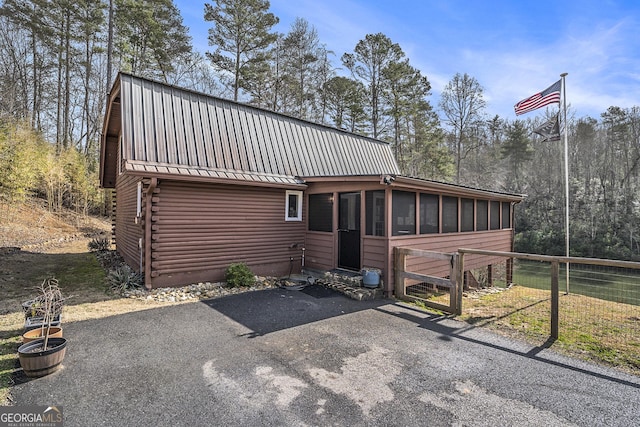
[{"x1": 285, "y1": 190, "x2": 303, "y2": 221}]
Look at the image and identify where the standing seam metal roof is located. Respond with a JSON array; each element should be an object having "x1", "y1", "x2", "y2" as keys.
[{"x1": 117, "y1": 73, "x2": 400, "y2": 184}]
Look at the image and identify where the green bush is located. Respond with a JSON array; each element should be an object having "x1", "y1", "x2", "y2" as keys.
[
  {"x1": 225, "y1": 263, "x2": 255, "y2": 287},
  {"x1": 106, "y1": 265, "x2": 143, "y2": 293}
]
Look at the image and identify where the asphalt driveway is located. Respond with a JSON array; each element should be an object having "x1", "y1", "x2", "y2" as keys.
[{"x1": 11, "y1": 286, "x2": 640, "y2": 426}]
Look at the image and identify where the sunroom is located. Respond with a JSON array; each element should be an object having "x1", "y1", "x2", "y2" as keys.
[{"x1": 302, "y1": 175, "x2": 523, "y2": 297}]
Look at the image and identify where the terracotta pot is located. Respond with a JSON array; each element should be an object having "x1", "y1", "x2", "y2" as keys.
[
  {"x1": 18, "y1": 338, "x2": 67, "y2": 378},
  {"x1": 22, "y1": 327, "x2": 63, "y2": 344}
]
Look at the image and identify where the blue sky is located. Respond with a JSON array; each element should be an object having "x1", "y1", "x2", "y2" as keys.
[{"x1": 175, "y1": 0, "x2": 640, "y2": 121}]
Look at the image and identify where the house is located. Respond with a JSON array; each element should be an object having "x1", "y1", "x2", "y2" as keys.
[{"x1": 100, "y1": 72, "x2": 523, "y2": 296}]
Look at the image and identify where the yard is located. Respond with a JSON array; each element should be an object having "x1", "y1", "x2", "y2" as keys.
[
  {"x1": 1, "y1": 202, "x2": 639, "y2": 411},
  {"x1": 0, "y1": 202, "x2": 189, "y2": 404},
  {"x1": 415, "y1": 258, "x2": 640, "y2": 375}
]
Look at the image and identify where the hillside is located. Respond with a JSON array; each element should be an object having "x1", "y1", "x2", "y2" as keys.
[{"x1": 0, "y1": 199, "x2": 111, "y2": 252}]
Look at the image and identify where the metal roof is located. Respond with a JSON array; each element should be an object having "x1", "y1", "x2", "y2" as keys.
[
  {"x1": 101, "y1": 73, "x2": 399, "y2": 188},
  {"x1": 393, "y1": 176, "x2": 524, "y2": 201}
]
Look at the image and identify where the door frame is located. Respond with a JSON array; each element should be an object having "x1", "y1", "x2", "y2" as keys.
[{"x1": 337, "y1": 192, "x2": 361, "y2": 271}]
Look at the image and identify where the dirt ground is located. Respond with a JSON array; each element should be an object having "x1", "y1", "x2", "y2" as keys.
[
  {"x1": 0, "y1": 200, "x2": 198, "y2": 405},
  {"x1": 1, "y1": 200, "x2": 111, "y2": 316},
  {"x1": 0, "y1": 201, "x2": 194, "y2": 327}
]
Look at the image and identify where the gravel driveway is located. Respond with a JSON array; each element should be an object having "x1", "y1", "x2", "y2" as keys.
[{"x1": 11, "y1": 286, "x2": 640, "y2": 426}]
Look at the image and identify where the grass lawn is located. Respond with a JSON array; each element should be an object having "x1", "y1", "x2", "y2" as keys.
[
  {"x1": 409, "y1": 259, "x2": 640, "y2": 374},
  {"x1": 451, "y1": 286, "x2": 640, "y2": 375},
  {"x1": 511, "y1": 260, "x2": 640, "y2": 306}
]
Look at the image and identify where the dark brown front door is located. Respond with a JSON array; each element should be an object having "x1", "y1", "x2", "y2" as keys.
[{"x1": 338, "y1": 192, "x2": 361, "y2": 270}]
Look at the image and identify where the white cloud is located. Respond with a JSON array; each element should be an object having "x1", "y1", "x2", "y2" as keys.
[{"x1": 177, "y1": 0, "x2": 640, "y2": 118}]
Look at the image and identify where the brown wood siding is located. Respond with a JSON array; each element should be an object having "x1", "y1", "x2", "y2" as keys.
[
  {"x1": 150, "y1": 181, "x2": 306, "y2": 287},
  {"x1": 385, "y1": 229, "x2": 514, "y2": 293},
  {"x1": 305, "y1": 232, "x2": 334, "y2": 271},
  {"x1": 363, "y1": 237, "x2": 387, "y2": 267},
  {"x1": 362, "y1": 236, "x2": 387, "y2": 282},
  {"x1": 115, "y1": 174, "x2": 144, "y2": 273}
]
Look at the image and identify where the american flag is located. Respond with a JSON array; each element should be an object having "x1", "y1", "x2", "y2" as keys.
[{"x1": 514, "y1": 79, "x2": 561, "y2": 115}]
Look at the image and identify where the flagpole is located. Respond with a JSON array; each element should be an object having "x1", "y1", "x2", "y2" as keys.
[{"x1": 560, "y1": 72, "x2": 569, "y2": 294}]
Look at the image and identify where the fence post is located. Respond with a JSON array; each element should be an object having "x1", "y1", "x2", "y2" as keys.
[
  {"x1": 455, "y1": 252, "x2": 464, "y2": 315},
  {"x1": 551, "y1": 260, "x2": 559, "y2": 340},
  {"x1": 394, "y1": 247, "x2": 405, "y2": 299}
]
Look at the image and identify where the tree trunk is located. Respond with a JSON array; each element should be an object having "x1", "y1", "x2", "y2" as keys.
[
  {"x1": 63, "y1": 7, "x2": 71, "y2": 149},
  {"x1": 106, "y1": 0, "x2": 114, "y2": 95}
]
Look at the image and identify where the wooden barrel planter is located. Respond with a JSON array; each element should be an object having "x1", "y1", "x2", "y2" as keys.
[
  {"x1": 17, "y1": 338, "x2": 67, "y2": 378},
  {"x1": 22, "y1": 327, "x2": 63, "y2": 344}
]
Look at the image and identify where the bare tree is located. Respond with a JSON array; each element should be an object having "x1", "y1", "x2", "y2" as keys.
[{"x1": 439, "y1": 72, "x2": 486, "y2": 183}]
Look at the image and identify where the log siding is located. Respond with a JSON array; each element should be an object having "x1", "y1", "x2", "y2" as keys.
[
  {"x1": 114, "y1": 174, "x2": 144, "y2": 273},
  {"x1": 149, "y1": 181, "x2": 306, "y2": 287}
]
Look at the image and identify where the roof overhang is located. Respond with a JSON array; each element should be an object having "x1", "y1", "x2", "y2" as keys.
[
  {"x1": 99, "y1": 77, "x2": 122, "y2": 188},
  {"x1": 390, "y1": 175, "x2": 524, "y2": 202},
  {"x1": 301, "y1": 175, "x2": 383, "y2": 183},
  {"x1": 303, "y1": 174, "x2": 524, "y2": 202},
  {"x1": 124, "y1": 160, "x2": 307, "y2": 189}
]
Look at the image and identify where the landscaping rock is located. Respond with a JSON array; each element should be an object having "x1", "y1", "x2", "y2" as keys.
[
  {"x1": 315, "y1": 279, "x2": 384, "y2": 301},
  {"x1": 121, "y1": 280, "x2": 278, "y2": 303}
]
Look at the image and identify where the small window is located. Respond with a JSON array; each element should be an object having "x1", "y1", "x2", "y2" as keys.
[
  {"x1": 502, "y1": 202, "x2": 511, "y2": 229},
  {"x1": 285, "y1": 190, "x2": 303, "y2": 221},
  {"x1": 309, "y1": 193, "x2": 332, "y2": 231},
  {"x1": 442, "y1": 196, "x2": 458, "y2": 233},
  {"x1": 490, "y1": 201, "x2": 500, "y2": 230},
  {"x1": 476, "y1": 200, "x2": 488, "y2": 231},
  {"x1": 366, "y1": 190, "x2": 385, "y2": 236},
  {"x1": 420, "y1": 193, "x2": 439, "y2": 234},
  {"x1": 392, "y1": 190, "x2": 416, "y2": 236},
  {"x1": 461, "y1": 198, "x2": 474, "y2": 232}
]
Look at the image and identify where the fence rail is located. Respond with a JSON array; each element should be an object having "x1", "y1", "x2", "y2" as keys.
[
  {"x1": 394, "y1": 247, "x2": 640, "y2": 373},
  {"x1": 394, "y1": 247, "x2": 460, "y2": 314}
]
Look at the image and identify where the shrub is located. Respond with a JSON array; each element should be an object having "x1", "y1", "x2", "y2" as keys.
[
  {"x1": 106, "y1": 265, "x2": 143, "y2": 293},
  {"x1": 225, "y1": 263, "x2": 255, "y2": 287},
  {"x1": 95, "y1": 250, "x2": 122, "y2": 270},
  {"x1": 88, "y1": 237, "x2": 111, "y2": 252}
]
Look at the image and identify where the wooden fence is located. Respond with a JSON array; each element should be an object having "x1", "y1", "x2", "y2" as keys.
[
  {"x1": 395, "y1": 246, "x2": 640, "y2": 339},
  {"x1": 394, "y1": 247, "x2": 461, "y2": 315}
]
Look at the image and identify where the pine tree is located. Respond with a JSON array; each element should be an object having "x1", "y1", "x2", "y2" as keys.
[
  {"x1": 0, "y1": 0, "x2": 56, "y2": 131},
  {"x1": 76, "y1": 0, "x2": 107, "y2": 157},
  {"x1": 500, "y1": 120, "x2": 533, "y2": 191},
  {"x1": 323, "y1": 76, "x2": 366, "y2": 133},
  {"x1": 382, "y1": 59, "x2": 427, "y2": 166},
  {"x1": 204, "y1": 0, "x2": 278, "y2": 101},
  {"x1": 115, "y1": 0, "x2": 192, "y2": 82},
  {"x1": 281, "y1": 18, "x2": 320, "y2": 119},
  {"x1": 342, "y1": 33, "x2": 404, "y2": 139}
]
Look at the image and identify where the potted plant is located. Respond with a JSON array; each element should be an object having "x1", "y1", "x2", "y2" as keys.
[
  {"x1": 23, "y1": 298, "x2": 62, "y2": 331},
  {"x1": 18, "y1": 278, "x2": 68, "y2": 378},
  {"x1": 22, "y1": 290, "x2": 63, "y2": 343}
]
